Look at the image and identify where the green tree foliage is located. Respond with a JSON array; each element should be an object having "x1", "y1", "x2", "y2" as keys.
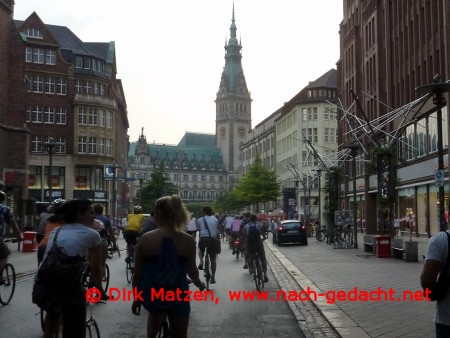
[
  {"x1": 212, "y1": 190, "x2": 246, "y2": 214},
  {"x1": 139, "y1": 163, "x2": 178, "y2": 212},
  {"x1": 233, "y1": 154, "x2": 280, "y2": 211},
  {"x1": 323, "y1": 166, "x2": 341, "y2": 225}
]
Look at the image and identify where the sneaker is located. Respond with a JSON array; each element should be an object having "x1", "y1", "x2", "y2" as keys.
[
  {"x1": 263, "y1": 275, "x2": 269, "y2": 283},
  {"x1": 210, "y1": 277, "x2": 216, "y2": 284},
  {"x1": 198, "y1": 264, "x2": 204, "y2": 270},
  {"x1": 243, "y1": 264, "x2": 248, "y2": 269},
  {"x1": 232, "y1": 249, "x2": 235, "y2": 255}
]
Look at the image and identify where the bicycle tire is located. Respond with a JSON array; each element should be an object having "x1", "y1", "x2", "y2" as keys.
[
  {"x1": 157, "y1": 319, "x2": 170, "y2": 338},
  {"x1": 0, "y1": 263, "x2": 16, "y2": 305},
  {"x1": 316, "y1": 230, "x2": 326, "y2": 242},
  {"x1": 204, "y1": 249, "x2": 211, "y2": 289},
  {"x1": 86, "y1": 317, "x2": 100, "y2": 338},
  {"x1": 102, "y1": 263, "x2": 110, "y2": 292},
  {"x1": 126, "y1": 262, "x2": 133, "y2": 283},
  {"x1": 256, "y1": 258, "x2": 263, "y2": 290},
  {"x1": 40, "y1": 309, "x2": 45, "y2": 332},
  {"x1": 345, "y1": 231, "x2": 354, "y2": 247}
]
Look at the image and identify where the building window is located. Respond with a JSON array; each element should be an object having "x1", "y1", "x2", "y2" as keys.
[
  {"x1": 78, "y1": 136, "x2": 87, "y2": 153},
  {"x1": 25, "y1": 47, "x2": 32, "y2": 62},
  {"x1": 56, "y1": 108, "x2": 67, "y2": 124},
  {"x1": 99, "y1": 138, "x2": 105, "y2": 155},
  {"x1": 44, "y1": 107, "x2": 55, "y2": 123},
  {"x1": 106, "y1": 111, "x2": 112, "y2": 128},
  {"x1": 45, "y1": 77, "x2": 56, "y2": 94},
  {"x1": 78, "y1": 107, "x2": 87, "y2": 124},
  {"x1": 88, "y1": 108, "x2": 97, "y2": 125},
  {"x1": 45, "y1": 50, "x2": 56, "y2": 65},
  {"x1": 82, "y1": 57, "x2": 91, "y2": 69},
  {"x1": 302, "y1": 108, "x2": 307, "y2": 122},
  {"x1": 25, "y1": 27, "x2": 43, "y2": 39},
  {"x1": 33, "y1": 48, "x2": 44, "y2": 64},
  {"x1": 31, "y1": 135, "x2": 43, "y2": 152},
  {"x1": 53, "y1": 137, "x2": 66, "y2": 153},
  {"x1": 75, "y1": 80, "x2": 83, "y2": 93},
  {"x1": 313, "y1": 107, "x2": 318, "y2": 121},
  {"x1": 56, "y1": 78, "x2": 67, "y2": 95},
  {"x1": 84, "y1": 81, "x2": 92, "y2": 94},
  {"x1": 88, "y1": 137, "x2": 97, "y2": 154},
  {"x1": 32, "y1": 105, "x2": 43, "y2": 123},
  {"x1": 75, "y1": 56, "x2": 83, "y2": 68},
  {"x1": 106, "y1": 139, "x2": 112, "y2": 156},
  {"x1": 98, "y1": 109, "x2": 105, "y2": 126},
  {"x1": 33, "y1": 76, "x2": 44, "y2": 93}
]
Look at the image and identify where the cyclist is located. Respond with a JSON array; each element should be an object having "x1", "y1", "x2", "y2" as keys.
[
  {"x1": 196, "y1": 205, "x2": 220, "y2": 284},
  {"x1": 132, "y1": 195, "x2": 205, "y2": 338},
  {"x1": 124, "y1": 205, "x2": 145, "y2": 261},
  {"x1": 0, "y1": 191, "x2": 22, "y2": 285},
  {"x1": 223, "y1": 214, "x2": 234, "y2": 241},
  {"x1": 37, "y1": 198, "x2": 66, "y2": 266},
  {"x1": 34, "y1": 199, "x2": 107, "y2": 338},
  {"x1": 94, "y1": 204, "x2": 117, "y2": 251},
  {"x1": 243, "y1": 213, "x2": 269, "y2": 283}
]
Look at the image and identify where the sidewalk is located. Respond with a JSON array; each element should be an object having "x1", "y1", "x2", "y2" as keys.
[{"x1": 265, "y1": 232, "x2": 436, "y2": 338}]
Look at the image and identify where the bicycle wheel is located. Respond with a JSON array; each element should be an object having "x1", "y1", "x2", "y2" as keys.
[
  {"x1": 0, "y1": 263, "x2": 16, "y2": 305},
  {"x1": 204, "y1": 253, "x2": 210, "y2": 289},
  {"x1": 40, "y1": 309, "x2": 45, "y2": 332},
  {"x1": 86, "y1": 317, "x2": 100, "y2": 338},
  {"x1": 345, "y1": 231, "x2": 354, "y2": 247},
  {"x1": 316, "y1": 230, "x2": 326, "y2": 242},
  {"x1": 102, "y1": 263, "x2": 110, "y2": 292},
  {"x1": 115, "y1": 241, "x2": 121, "y2": 258},
  {"x1": 252, "y1": 260, "x2": 260, "y2": 291},
  {"x1": 126, "y1": 261, "x2": 133, "y2": 283},
  {"x1": 256, "y1": 258, "x2": 263, "y2": 290},
  {"x1": 157, "y1": 319, "x2": 170, "y2": 338}
]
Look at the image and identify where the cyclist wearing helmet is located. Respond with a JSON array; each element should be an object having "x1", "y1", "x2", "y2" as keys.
[
  {"x1": 36, "y1": 199, "x2": 66, "y2": 266},
  {"x1": 0, "y1": 191, "x2": 22, "y2": 284},
  {"x1": 124, "y1": 205, "x2": 145, "y2": 259}
]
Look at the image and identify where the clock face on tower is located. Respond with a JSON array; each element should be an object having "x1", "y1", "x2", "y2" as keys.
[
  {"x1": 220, "y1": 127, "x2": 226, "y2": 138},
  {"x1": 238, "y1": 127, "x2": 246, "y2": 137}
]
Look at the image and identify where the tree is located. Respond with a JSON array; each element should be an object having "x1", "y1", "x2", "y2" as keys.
[
  {"x1": 140, "y1": 163, "x2": 178, "y2": 212},
  {"x1": 233, "y1": 154, "x2": 280, "y2": 212}
]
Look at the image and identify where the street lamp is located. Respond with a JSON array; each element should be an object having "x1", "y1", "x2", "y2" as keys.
[
  {"x1": 417, "y1": 76, "x2": 450, "y2": 231},
  {"x1": 314, "y1": 168, "x2": 323, "y2": 226},
  {"x1": 343, "y1": 144, "x2": 359, "y2": 249},
  {"x1": 43, "y1": 137, "x2": 56, "y2": 203}
]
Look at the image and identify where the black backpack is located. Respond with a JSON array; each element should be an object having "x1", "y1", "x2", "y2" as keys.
[{"x1": 247, "y1": 223, "x2": 261, "y2": 245}]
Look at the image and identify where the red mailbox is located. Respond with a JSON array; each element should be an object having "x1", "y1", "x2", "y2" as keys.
[
  {"x1": 22, "y1": 231, "x2": 37, "y2": 252},
  {"x1": 375, "y1": 235, "x2": 391, "y2": 258}
]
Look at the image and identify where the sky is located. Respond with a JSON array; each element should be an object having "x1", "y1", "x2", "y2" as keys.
[{"x1": 14, "y1": 0, "x2": 343, "y2": 145}]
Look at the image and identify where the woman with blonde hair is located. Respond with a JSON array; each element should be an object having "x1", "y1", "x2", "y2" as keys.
[{"x1": 132, "y1": 195, "x2": 205, "y2": 338}]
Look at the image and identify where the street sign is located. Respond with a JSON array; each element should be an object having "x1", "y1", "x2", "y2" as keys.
[
  {"x1": 435, "y1": 169, "x2": 445, "y2": 186},
  {"x1": 104, "y1": 164, "x2": 115, "y2": 180}
]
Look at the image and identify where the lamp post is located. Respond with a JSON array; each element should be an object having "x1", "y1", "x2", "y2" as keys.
[
  {"x1": 417, "y1": 77, "x2": 450, "y2": 231},
  {"x1": 43, "y1": 137, "x2": 56, "y2": 203},
  {"x1": 315, "y1": 168, "x2": 323, "y2": 226},
  {"x1": 343, "y1": 144, "x2": 359, "y2": 249}
]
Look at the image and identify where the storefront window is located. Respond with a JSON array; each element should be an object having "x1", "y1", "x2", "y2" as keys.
[
  {"x1": 398, "y1": 187, "x2": 415, "y2": 230},
  {"x1": 429, "y1": 183, "x2": 449, "y2": 235}
]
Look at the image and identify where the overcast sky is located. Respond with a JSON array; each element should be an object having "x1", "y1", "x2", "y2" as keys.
[{"x1": 14, "y1": 0, "x2": 343, "y2": 145}]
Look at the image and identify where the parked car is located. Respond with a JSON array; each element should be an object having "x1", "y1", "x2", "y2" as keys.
[{"x1": 273, "y1": 220, "x2": 308, "y2": 246}]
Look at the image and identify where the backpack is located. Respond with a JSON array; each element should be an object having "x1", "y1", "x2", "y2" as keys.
[
  {"x1": 140, "y1": 237, "x2": 184, "y2": 311},
  {"x1": 247, "y1": 223, "x2": 261, "y2": 245},
  {"x1": 36, "y1": 226, "x2": 84, "y2": 290}
]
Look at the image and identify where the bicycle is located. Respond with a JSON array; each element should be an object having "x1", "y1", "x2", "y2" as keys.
[
  {"x1": 39, "y1": 263, "x2": 107, "y2": 337},
  {"x1": 333, "y1": 226, "x2": 354, "y2": 248},
  {"x1": 249, "y1": 251, "x2": 264, "y2": 291},
  {"x1": 0, "y1": 239, "x2": 18, "y2": 305},
  {"x1": 107, "y1": 237, "x2": 121, "y2": 258},
  {"x1": 126, "y1": 243, "x2": 136, "y2": 283},
  {"x1": 203, "y1": 245, "x2": 211, "y2": 289}
]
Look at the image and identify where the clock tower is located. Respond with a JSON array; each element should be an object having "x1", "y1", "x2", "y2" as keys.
[{"x1": 215, "y1": 4, "x2": 252, "y2": 173}]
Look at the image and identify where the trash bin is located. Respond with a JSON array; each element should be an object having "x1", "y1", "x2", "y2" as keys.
[
  {"x1": 22, "y1": 231, "x2": 37, "y2": 252},
  {"x1": 375, "y1": 235, "x2": 391, "y2": 258}
]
